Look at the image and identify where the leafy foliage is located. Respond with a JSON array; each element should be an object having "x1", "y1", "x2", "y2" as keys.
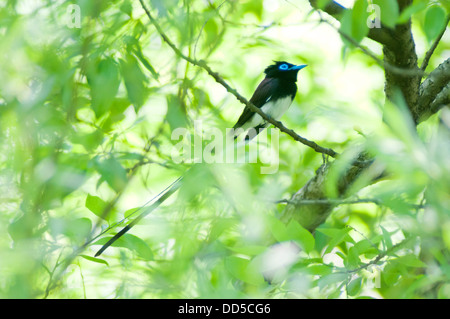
[{"x1": 0, "y1": 0, "x2": 449, "y2": 299}]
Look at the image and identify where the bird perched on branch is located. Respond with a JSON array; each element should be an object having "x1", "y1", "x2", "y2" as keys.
[{"x1": 232, "y1": 61, "x2": 307, "y2": 140}]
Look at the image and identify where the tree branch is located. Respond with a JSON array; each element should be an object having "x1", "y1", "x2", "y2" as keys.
[
  {"x1": 382, "y1": 4, "x2": 420, "y2": 112},
  {"x1": 277, "y1": 197, "x2": 424, "y2": 209},
  {"x1": 320, "y1": 18, "x2": 424, "y2": 77},
  {"x1": 429, "y1": 83, "x2": 450, "y2": 116},
  {"x1": 417, "y1": 58, "x2": 450, "y2": 122},
  {"x1": 281, "y1": 161, "x2": 372, "y2": 231},
  {"x1": 339, "y1": 237, "x2": 413, "y2": 274},
  {"x1": 308, "y1": 0, "x2": 397, "y2": 48},
  {"x1": 283, "y1": 0, "x2": 423, "y2": 233}
]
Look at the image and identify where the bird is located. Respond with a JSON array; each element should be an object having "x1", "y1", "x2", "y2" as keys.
[{"x1": 232, "y1": 61, "x2": 307, "y2": 140}]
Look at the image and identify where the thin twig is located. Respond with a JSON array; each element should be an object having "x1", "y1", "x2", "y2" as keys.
[
  {"x1": 276, "y1": 197, "x2": 425, "y2": 209},
  {"x1": 193, "y1": 0, "x2": 229, "y2": 59},
  {"x1": 77, "y1": 260, "x2": 87, "y2": 299},
  {"x1": 277, "y1": 198, "x2": 381, "y2": 205},
  {"x1": 421, "y1": 15, "x2": 450, "y2": 73},
  {"x1": 43, "y1": 248, "x2": 64, "y2": 299},
  {"x1": 341, "y1": 237, "x2": 413, "y2": 274},
  {"x1": 346, "y1": 225, "x2": 380, "y2": 252}
]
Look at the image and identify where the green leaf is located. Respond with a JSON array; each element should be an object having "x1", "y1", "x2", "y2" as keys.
[
  {"x1": 133, "y1": 47, "x2": 159, "y2": 79},
  {"x1": 268, "y1": 215, "x2": 289, "y2": 242},
  {"x1": 117, "y1": 152, "x2": 145, "y2": 161},
  {"x1": 345, "y1": 246, "x2": 361, "y2": 269},
  {"x1": 166, "y1": 94, "x2": 188, "y2": 131},
  {"x1": 438, "y1": 283, "x2": 450, "y2": 299},
  {"x1": 317, "y1": 0, "x2": 333, "y2": 10},
  {"x1": 133, "y1": 20, "x2": 146, "y2": 38},
  {"x1": 94, "y1": 156, "x2": 128, "y2": 192},
  {"x1": 317, "y1": 227, "x2": 354, "y2": 254},
  {"x1": 286, "y1": 220, "x2": 315, "y2": 253},
  {"x1": 87, "y1": 57, "x2": 120, "y2": 118},
  {"x1": 225, "y1": 256, "x2": 265, "y2": 285},
  {"x1": 85, "y1": 194, "x2": 109, "y2": 220},
  {"x1": 347, "y1": 277, "x2": 362, "y2": 296},
  {"x1": 228, "y1": 245, "x2": 267, "y2": 256},
  {"x1": 373, "y1": 0, "x2": 399, "y2": 29},
  {"x1": 382, "y1": 99, "x2": 417, "y2": 147},
  {"x1": 398, "y1": 1, "x2": 427, "y2": 24},
  {"x1": 120, "y1": 55, "x2": 147, "y2": 112},
  {"x1": 94, "y1": 234, "x2": 153, "y2": 260},
  {"x1": 339, "y1": 0, "x2": 369, "y2": 44},
  {"x1": 382, "y1": 262, "x2": 400, "y2": 285},
  {"x1": 119, "y1": 0, "x2": 132, "y2": 17},
  {"x1": 352, "y1": 0, "x2": 370, "y2": 39},
  {"x1": 80, "y1": 254, "x2": 109, "y2": 266},
  {"x1": 124, "y1": 207, "x2": 141, "y2": 219},
  {"x1": 335, "y1": 251, "x2": 346, "y2": 261},
  {"x1": 318, "y1": 273, "x2": 348, "y2": 290},
  {"x1": 209, "y1": 218, "x2": 238, "y2": 241},
  {"x1": 71, "y1": 129, "x2": 104, "y2": 151},
  {"x1": 424, "y1": 6, "x2": 447, "y2": 42},
  {"x1": 353, "y1": 238, "x2": 380, "y2": 258},
  {"x1": 178, "y1": 164, "x2": 215, "y2": 201},
  {"x1": 395, "y1": 254, "x2": 427, "y2": 268},
  {"x1": 443, "y1": 222, "x2": 450, "y2": 251},
  {"x1": 204, "y1": 18, "x2": 219, "y2": 47},
  {"x1": 380, "y1": 225, "x2": 393, "y2": 250},
  {"x1": 241, "y1": 0, "x2": 263, "y2": 20},
  {"x1": 101, "y1": 98, "x2": 131, "y2": 132},
  {"x1": 66, "y1": 218, "x2": 92, "y2": 242},
  {"x1": 442, "y1": 0, "x2": 450, "y2": 12},
  {"x1": 307, "y1": 264, "x2": 333, "y2": 276}
]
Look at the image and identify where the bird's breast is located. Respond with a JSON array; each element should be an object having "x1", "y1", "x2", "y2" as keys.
[
  {"x1": 239, "y1": 96, "x2": 294, "y2": 131},
  {"x1": 260, "y1": 96, "x2": 293, "y2": 121}
]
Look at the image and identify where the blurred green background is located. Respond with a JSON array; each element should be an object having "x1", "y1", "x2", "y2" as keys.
[{"x1": 0, "y1": 0, "x2": 449, "y2": 298}]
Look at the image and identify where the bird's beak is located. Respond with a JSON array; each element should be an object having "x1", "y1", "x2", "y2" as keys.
[{"x1": 290, "y1": 64, "x2": 307, "y2": 71}]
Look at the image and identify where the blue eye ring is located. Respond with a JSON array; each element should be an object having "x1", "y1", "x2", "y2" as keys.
[{"x1": 279, "y1": 64, "x2": 289, "y2": 70}]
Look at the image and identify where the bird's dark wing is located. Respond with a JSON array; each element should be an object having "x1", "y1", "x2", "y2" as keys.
[{"x1": 232, "y1": 77, "x2": 278, "y2": 129}]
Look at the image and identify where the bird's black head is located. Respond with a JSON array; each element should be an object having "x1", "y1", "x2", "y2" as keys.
[{"x1": 264, "y1": 61, "x2": 307, "y2": 81}]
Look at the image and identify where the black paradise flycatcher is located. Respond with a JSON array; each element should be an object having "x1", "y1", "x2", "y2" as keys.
[{"x1": 232, "y1": 61, "x2": 307, "y2": 140}]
